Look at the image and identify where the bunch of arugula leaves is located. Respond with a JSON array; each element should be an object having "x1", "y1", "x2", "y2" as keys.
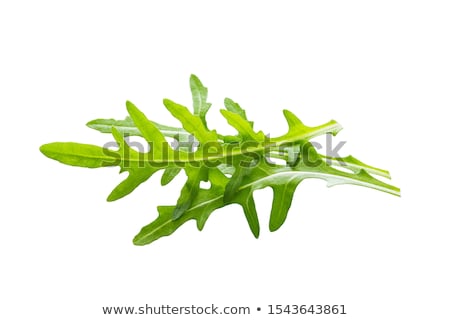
[{"x1": 40, "y1": 75, "x2": 400, "y2": 246}]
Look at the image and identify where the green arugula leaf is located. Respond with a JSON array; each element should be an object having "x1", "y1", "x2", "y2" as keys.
[
  {"x1": 39, "y1": 142, "x2": 118, "y2": 168},
  {"x1": 134, "y1": 167, "x2": 228, "y2": 245},
  {"x1": 220, "y1": 109, "x2": 265, "y2": 142},
  {"x1": 190, "y1": 74, "x2": 212, "y2": 128},
  {"x1": 40, "y1": 74, "x2": 400, "y2": 246},
  {"x1": 163, "y1": 98, "x2": 218, "y2": 144},
  {"x1": 106, "y1": 127, "x2": 158, "y2": 201},
  {"x1": 224, "y1": 97, "x2": 253, "y2": 128},
  {"x1": 172, "y1": 166, "x2": 209, "y2": 220},
  {"x1": 161, "y1": 167, "x2": 182, "y2": 186},
  {"x1": 87, "y1": 116, "x2": 186, "y2": 138}
]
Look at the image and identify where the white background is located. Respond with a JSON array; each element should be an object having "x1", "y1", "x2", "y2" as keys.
[{"x1": 1, "y1": 1, "x2": 449, "y2": 319}]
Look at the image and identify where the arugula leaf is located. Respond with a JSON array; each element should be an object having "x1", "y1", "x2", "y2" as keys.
[
  {"x1": 39, "y1": 142, "x2": 118, "y2": 168},
  {"x1": 224, "y1": 97, "x2": 253, "y2": 128},
  {"x1": 224, "y1": 98, "x2": 246, "y2": 119},
  {"x1": 220, "y1": 109, "x2": 265, "y2": 142},
  {"x1": 163, "y1": 98, "x2": 218, "y2": 144},
  {"x1": 40, "y1": 74, "x2": 400, "y2": 246},
  {"x1": 106, "y1": 127, "x2": 157, "y2": 201},
  {"x1": 190, "y1": 74, "x2": 212, "y2": 128},
  {"x1": 161, "y1": 167, "x2": 182, "y2": 186},
  {"x1": 172, "y1": 166, "x2": 209, "y2": 220},
  {"x1": 87, "y1": 116, "x2": 185, "y2": 138},
  {"x1": 134, "y1": 168, "x2": 228, "y2": 245}
]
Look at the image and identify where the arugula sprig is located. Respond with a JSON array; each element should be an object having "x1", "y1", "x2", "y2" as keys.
[{"x1": 40, "y1": 75, "x2": 400, "y2": 246}]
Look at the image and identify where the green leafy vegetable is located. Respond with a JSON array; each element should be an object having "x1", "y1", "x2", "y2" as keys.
[{"x1": 40, "y1": 74, "x2": 400, "y2": 246}]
